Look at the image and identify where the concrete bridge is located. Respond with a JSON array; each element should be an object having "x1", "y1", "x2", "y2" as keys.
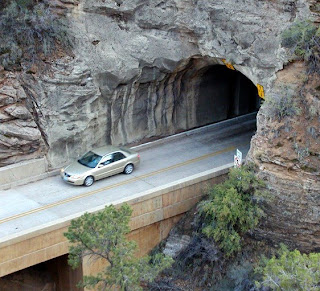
[
  {"x1": 0, "y1": 114, "x2": 256, "y2": 289},
  {"x1": 0, "y1": 164, "x2": 230, "y2": 289}
]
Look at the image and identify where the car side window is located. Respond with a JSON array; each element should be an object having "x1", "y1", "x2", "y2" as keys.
[
  {"x1": 113, "y1": 152, "x2": 126, "y2": 162},
  {"x1": 100, "y1": 155, "x2": 114, "y2": 166}
]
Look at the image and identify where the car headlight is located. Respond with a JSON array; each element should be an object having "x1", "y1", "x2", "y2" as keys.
[{"x1": 71, "y1": 174, "x2": 82, "y2": 179}]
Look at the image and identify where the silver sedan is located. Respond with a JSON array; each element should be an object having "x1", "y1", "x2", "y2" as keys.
[{"x1": 60, "y1": 146, "x2": 140, "y2": 186}]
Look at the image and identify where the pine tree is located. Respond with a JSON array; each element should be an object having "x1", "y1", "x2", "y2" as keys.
[{"x1": 64, "y1": 204, "x2": 173, "y2": 291}]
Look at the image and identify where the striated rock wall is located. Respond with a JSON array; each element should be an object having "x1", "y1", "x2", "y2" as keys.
[
  {"x1": 1, "y1": 0, "x2": 310, "y2": 168},
  {"x1": 248, "y1": 63, "x2": 320, "y2": 252},
  {"x1": 0, "y1": 67, "x2": 45, "y2": 166}
]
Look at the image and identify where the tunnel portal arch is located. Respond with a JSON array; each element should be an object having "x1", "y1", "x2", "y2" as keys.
[{"x1": 104, "y1": 57, "x2": 261, "y2": 146}]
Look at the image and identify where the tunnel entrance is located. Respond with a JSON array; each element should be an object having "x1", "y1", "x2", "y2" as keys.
[
  {"x1": 196, "y1": 65, "x2": 260, "y2": 127},
  {"x1": 113, "y1": 60, "x2": 261, "y2": 145}
]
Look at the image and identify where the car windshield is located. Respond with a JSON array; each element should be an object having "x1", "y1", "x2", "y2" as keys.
[{"x1": 78, "y1": 151, "x2": 102, "y2": 168}]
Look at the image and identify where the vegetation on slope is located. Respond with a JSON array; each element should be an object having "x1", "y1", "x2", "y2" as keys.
[
  {"x1": 0, "y1": 0, "x2": 71, "y2": 70},
  {"x1": 264, "y1": 84, "x2": 301, "y2": 121},
  {"x1": 256, "y1": 244, "x2": 320, "y2": 291},
  {"x1": 149, "y1": 165, "x2": 267, "y2": 290},
  {"x1": 198, "y1": 164, "x2": 265, "y2": 257},
  {"x1": 149, "y1": 165, "x2": 320, "y2": 291},
  {"x1": 262, "y1": 20, "x2": 319, "y2": 123},
  {"x1": 282, "y1": 20, "x2": 320, "y2": 75}
]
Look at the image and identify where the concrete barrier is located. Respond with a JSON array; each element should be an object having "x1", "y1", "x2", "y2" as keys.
[{"x1": 0, "y1": 158, "x2": 57, "y2": 190}]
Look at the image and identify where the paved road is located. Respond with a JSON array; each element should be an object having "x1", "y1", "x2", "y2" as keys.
[{"x1": 0, "y1": 113, "x2": 257, "y2": 241}]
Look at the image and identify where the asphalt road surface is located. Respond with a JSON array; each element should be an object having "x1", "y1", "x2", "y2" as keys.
[{"x1": 0, "y1": 113, "x2": 257, "y2": 241}]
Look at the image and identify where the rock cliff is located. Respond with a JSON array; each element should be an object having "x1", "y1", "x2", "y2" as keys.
[
  {"x1": 0, "y1": 0, "x2": 319, "y2": 251},
  {"x1": 248, "y1": 63, "x2": 320, "y2": 252},
  {"x1": 0, "y1": 67, "x2": 45, "y2": 166},
  {"x1": 2, "y1": 0, "x2": 311, "y2": 167}
]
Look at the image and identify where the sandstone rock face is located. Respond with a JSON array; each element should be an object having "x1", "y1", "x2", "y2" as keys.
[
  {"x1": 3, "y1": 0, "x2": 309, "y2": 168},
  {"x1": 19, "y1": 58, "x2": 107, "y2": 167},
  {"x1": 0, "y1": 68, "x2": 45, "y2": 166},
  {"x1": 248, "y1": 63, "x2": 320, "y2": 252}
]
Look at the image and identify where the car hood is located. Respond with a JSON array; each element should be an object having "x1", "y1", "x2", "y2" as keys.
[{"x1": 64, "y1": 161, "x2": 91, "y2": 175}]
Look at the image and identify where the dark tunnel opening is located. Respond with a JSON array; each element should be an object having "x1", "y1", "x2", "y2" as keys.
[{"x1": 196, "y1": 65, "x2": 260, "y2": 127}]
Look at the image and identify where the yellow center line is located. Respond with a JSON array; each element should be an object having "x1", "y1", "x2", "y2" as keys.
[{"x1": 0, "y1": 145, "x2": 238, "y2": 224}]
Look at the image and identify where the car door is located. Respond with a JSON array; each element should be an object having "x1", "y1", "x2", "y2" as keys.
[
  {"x1": 95, "y1": 154, "x2": 114, "y2": 180},
  {"x1": 112, "y1": 152, "x2": 127, "y2": 174}
]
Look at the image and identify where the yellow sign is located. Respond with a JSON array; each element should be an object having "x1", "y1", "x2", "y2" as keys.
[
  {"x1": 257, "y1": 84, "x2": 265, "y2": 99},
  {"x1": 221, "y1": 59, "x2": 235, "y2": 70}
]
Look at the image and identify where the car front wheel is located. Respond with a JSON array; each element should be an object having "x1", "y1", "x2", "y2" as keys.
[
  {"x1": 84, "y1": 176, "x2": 94, "y2": 186},
  {"x1": 124, "y1": 164, "x2": 134, "y2": 174}
]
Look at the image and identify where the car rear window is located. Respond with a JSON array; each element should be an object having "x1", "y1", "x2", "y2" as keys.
[
  {"x1": 114, "y1": 152, "x2": 126, "y2": 161},
  {"x1": 120, "y1": 147, "x2": 132, "y2": 155}
]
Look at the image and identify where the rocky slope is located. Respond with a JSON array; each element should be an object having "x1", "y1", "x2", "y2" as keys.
[
  {"x1": 0, "y1": 0, "x2": 319, "y2": 251},
  {"x1": 248, "y1": 63, "x2": 320, "y2": 252}
]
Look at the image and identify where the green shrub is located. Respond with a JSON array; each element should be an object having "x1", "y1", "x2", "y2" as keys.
[
  {"x1": 64, "y1": 204, "x2": 173, "y2": 290},
  {"x1": 198, "y1": 164, "x2": 264, "y2": 257},
  {"x1": 256, "y1": 244, "x2": 320, "y2": 291},
  {"x1": 282, "y1": 20, "x2": 320, "y2": 74},
  {"x1": 0, "y1": 0, "x2": 71, "y2": 70}
]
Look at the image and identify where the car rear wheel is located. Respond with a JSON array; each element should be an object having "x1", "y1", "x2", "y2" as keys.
[
  {"x1": 84, "y1": 176, "x2": 94, "y2": 186},
  {"x1": 124, "y1": 164, "x2": 134, "y2": 174}
]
